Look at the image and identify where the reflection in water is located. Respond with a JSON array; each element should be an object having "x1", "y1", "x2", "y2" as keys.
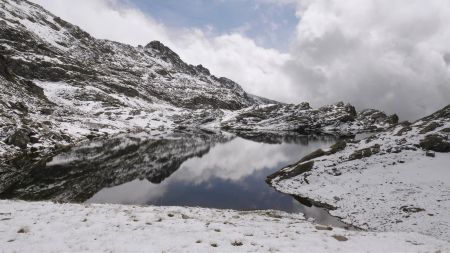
[
  {"x1": 88, "y1": 135, "x2": 339, "y2": 223},
  {"x1": 0, "y1": 131, "x2": 230, "y2": 202},
  {"x1": 1, "y1": 131, "x2": 345, "y2": 226}
]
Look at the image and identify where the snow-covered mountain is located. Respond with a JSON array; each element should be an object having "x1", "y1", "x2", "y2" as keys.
[{"x1": 0, "y1": 0, "x2": 397, "y2": 160}]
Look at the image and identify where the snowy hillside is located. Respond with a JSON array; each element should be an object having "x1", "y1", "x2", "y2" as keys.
[{"x1": 268, "y1": 105, "x2": 450, "y2": 240}]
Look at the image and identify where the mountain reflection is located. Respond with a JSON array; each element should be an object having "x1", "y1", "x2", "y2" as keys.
[
  {"x1": 0, "y1": 131, "x2": 336, "y2": 214},
  {"x1": 87, "y1": 134, "x2": 336, "y2": 213},
  {"x1": 0, "y1": 131, "x2": 231, "y2": 202}
]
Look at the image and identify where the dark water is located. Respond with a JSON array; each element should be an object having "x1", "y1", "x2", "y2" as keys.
[{"x1": 0, "y1": 131, "x2": 347, "y2": 227}]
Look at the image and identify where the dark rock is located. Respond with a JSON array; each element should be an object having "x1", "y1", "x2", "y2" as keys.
[
  {"x1": 400, "y1": 206, "x2": 425, "y2": 213},
  {"x1": 332, "y1": 235, "x2": 348, "y2": 241},
  {"x1": 315, "y1": 225, "x2": 333, "y2": 231},
  {"x1": 297, "y1": 102, "x2": 311, "y2": 110},
  {"x1": 425, "y1": 151, "x2": 435, "y2": 157},
  {"x1": 387, "y1": 114, "x2": 399, "y2": 124},
  {"x1": 267, "y1": 161, "x2": 315, "y2": 182},
  {"x1": 5, "y1": 129, "x2": 30, "y2": 149},
  {"x1": 9, "y1": 101, "x2": 28, "y2": 113},
  {"x1": 329, "y1": 140, "x2": 347, "y2": 154},
  {"x1": 299, "y1": 149, "x2": 326, "y2": 163},
  {"x1": 419, "y1": 134, "x2": 450, "y2": 152},
  {"x1": 29, "y1": 136, "x2": 40, "y2": 144},
  {"x1": 349, "y1": 144, "x2": 380, "y2": 160},
  {"x1": 419, "y1": 122, "x2": 442, "y2": 134},
  {"x1": 344, "y1": 103, "x2": 357, "y2": 118},
  {"x1": 395, "y1": 126, "x2": 412, "y2": 136},
  {"x1": 0, "y1": 54, "x2": 15, "y2": 81},
  {"x1": 40, "y1": 108, "x2": 53, "y2": 115},
  {"x1": 231, "y1": 241, "x2": 243, "y2": 247},
  {"x1": 196, "y1": 64, "x2": 210, "y2": 76}
]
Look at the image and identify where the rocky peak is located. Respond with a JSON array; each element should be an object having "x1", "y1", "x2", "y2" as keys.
[
  {"x1": 145, "y1": 40, "x2": 182, "y2": 63},
  {"x1": 195, "y1": 64, "x2": 210, "y2": 76}
]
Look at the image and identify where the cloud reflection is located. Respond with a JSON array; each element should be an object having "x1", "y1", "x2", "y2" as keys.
[{"x1": 89, "y1": 137, "x2": 334, "y2": 206}]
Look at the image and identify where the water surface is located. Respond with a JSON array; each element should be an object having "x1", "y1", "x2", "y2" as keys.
[{"x1": 0, "y1": 132, "x2": 345, "y2": 226}]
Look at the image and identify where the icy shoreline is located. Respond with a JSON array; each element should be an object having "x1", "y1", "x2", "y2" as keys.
[{"x1": 1, "y1": 200, "x2": 449, "y2": 252}]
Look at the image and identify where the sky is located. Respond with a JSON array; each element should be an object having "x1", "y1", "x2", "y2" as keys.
[{"x1": 30, "y1": 0, "x2": 450, "y2": 120}]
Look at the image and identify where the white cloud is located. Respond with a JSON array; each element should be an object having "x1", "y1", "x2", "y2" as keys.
[
  {"x1": 30, "y1": 0, "x2": 450, "y2": 119},
  {"x1": 285, "y1": 0, "x2": 450, "y2": 119}
]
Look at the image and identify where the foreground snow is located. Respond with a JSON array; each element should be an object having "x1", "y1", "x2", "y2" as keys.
[{"x1": 0, "y1": 200, "x2": 448, "y2": 253}]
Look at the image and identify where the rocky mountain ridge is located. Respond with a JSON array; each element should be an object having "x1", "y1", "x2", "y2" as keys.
[{"x1": 0, "y1": 0, "x2": 397, "y2": 162}]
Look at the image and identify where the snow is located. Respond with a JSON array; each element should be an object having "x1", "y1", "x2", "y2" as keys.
[
  {"x1": 2, "y1": 0, "x2": 68, "y2": 51},
  {"x1": 0, "y1": 200, "x2": 448, "y2": 252},
  {"x1": 270, "y1": 108, "x2": 450, "y2": 241}
]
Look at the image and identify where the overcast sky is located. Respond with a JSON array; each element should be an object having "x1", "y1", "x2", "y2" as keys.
[{"x1": 31, "y1": 0, "x2": 450, "y2": 120}]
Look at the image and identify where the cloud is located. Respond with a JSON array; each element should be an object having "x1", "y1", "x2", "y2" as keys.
[
  {"x1": 284, "y1": 0, "x2": 450, "y2": 119},
  {"x1": 30, "y1": 0, "x2": 450, "y2": 119}
]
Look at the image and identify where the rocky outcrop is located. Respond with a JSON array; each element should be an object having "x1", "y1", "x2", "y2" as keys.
[
  {"x1": 221, "y1": 102, "x2": 397, "y2": 135},
  {"x1": 4, "y1": 128, "x2": 30, "y2": 149}
]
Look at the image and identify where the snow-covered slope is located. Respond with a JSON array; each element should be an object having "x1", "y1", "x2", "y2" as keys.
[
  {"x1": 268, "y1": 105, "x2": 450, "y2": 241},
  {"x1": 1, "y1": 200, "x2": 449, "y2": 252}
]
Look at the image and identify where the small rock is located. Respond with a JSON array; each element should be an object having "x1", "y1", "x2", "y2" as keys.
[
  {"x1": 5, "y1": 129, "x2": 30, "y2": 149},
  {"x1": 400, "y1": 206, "x2": 425, "y2": 213},
  {"x1": 426, "y1": 151, "x2": 435, "y2": 157},
  {"x1": 231, "y1": 241, "x2": 243, "y2": 246},
  {"x1": 17, "y1": 227, "x2": 29, "y2": 233},
  {"x1": 332, "y1": 235, "x2": 348, "y2": 241},
  {"x1": 315, "y1": 225, "x2": 333, "y2": 231}
]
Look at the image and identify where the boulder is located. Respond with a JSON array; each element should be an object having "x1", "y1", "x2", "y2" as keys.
[
  {"x1": 419, "y1": 134, "x2": 450, "y2": 152},
  {"x1": 5, "y1": 129, "x2": 31, "y2": 149}
]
